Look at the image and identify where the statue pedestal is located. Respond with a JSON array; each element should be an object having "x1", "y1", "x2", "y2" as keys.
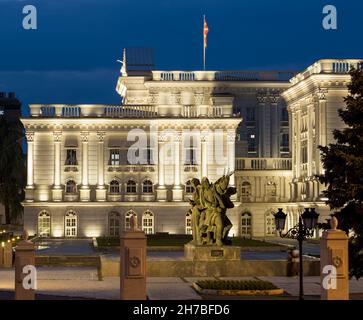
[{"x1": 184, "y1": 243, "x2": 240, "y2": 261}]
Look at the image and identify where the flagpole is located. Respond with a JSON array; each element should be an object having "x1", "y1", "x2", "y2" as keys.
[{"x1": 203, "y1": 15, "x2": 206, "y2": 71}]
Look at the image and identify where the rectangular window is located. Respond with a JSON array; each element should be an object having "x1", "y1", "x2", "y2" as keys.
[
  {"x1": 110, "y1": 149, "x2": 120, "y2": 165},
  {"x1": 280, "y1": 133, "x2": 289, "y2": 152},
  {"x1": 65, "y1": 149, "x2": 77, "y2": 165},
  {"x1": 185, "y1": 147, "x2": 197, "y2": 165},
  {"x1": 281, "y1": 107, "x2": 289, "y2": 122},
  {"x1": 246, "y1": 107, "x2": 255, "y2": 122},
  {"x1": 247, "y1": 134, "x2": 257, "y2": 152}
]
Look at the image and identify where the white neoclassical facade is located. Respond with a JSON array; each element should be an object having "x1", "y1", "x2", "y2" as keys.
[{"x1": 21, "y1": 57, "x2": 362, "y2": 238}]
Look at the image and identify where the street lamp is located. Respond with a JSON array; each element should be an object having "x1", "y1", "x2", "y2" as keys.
[{"x1": 273, "y1": 208, "x2": 320, "y2": 300}]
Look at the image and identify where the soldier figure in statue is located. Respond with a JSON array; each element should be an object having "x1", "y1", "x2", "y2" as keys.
[{"x1": 187, "y1": 172, "x2": 236, "y2": 246}]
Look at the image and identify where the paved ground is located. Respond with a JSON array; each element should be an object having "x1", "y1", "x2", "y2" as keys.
[
  {"x1": 2, "y1": 267, "x2": 363, "y2": 300},
  {"x1": 261, "y1": 237, "x2": 320, "y2": 256}
]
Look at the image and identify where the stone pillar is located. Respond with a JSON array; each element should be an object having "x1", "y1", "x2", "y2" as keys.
[
  {"x1": 317, "y1": 89, "x2": 328, "y2": 175},
  {"x1": 0, "y1": 243, "x2": 3, "y2": 267},
  {"x1": 80, "y1": 132, "x2": 90, "y2": 201},
  {"x1": 3, "y1": 242, "x2": 13, "y2": 268},
  {"x1": 120, "y1": 217, "x2": 146, "y2": 300},
  {"x1": 15, "y1": 234, "x2": 35, "y2": 300},
  {"x1": 172, "y1": 133, "x2": 182, "y2": 201},
  {"x1": 96, "y1": 131, "x2": 107, "y2": 201},
  {"x1": 156, "y1": 133, "x2": 167, "y2": 201},
  {"x1": 201, "y1": 134, "x2": 208, "y2": 178},
  {"x1": 257, "y1": 94, "x2": 267, "y2": 157},
  {"x1": 52, "y1": 131, "x2": 63, "y2": 201},
  {"x1": 25, "y1": 132, "x2": 35, "y2": 201},
  {"x1": 270, "y1": 94, "x2": 280, "y2": 158},
  {"x1": 320, "y1": 217, "x2": 349, "y2": 300},
  {"x1": 227, "y1": 130, "x2": 236, "y2": 187}
]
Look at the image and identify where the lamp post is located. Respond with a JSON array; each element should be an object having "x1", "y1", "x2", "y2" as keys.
[{"x1": 273, "y1": 208, "x2": 319, "y2": 300}]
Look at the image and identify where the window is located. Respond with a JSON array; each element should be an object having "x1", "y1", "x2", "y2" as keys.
[
  {"x1": 186, "y1": 211, "x2": 192, "y2": 235},
  {"x1": 126, "y1": 180, "x2": 137, "y2": 193},
  {"x1": 246, "y1": 107, "x2": 255, "y2": 122},
  {"x1": 142, "y1": 180, "x2": 153, "y2": 193},
  {"x1": 241, "y1": 181, "x2": 251, "y2": 198},
  {"x1": 280, "y1": 133, "x2": 289, "y2": 152},
  {"x1": 65, "y1": 211, "x2": 77, "y2": 237},
  {"x1": 185, "y1": 145, "x2": 197, "y2": 165},
  {"x1": 248, "y1": 133, "x2": 257, "y2": 152},
  {"x1": 142, "y1": 147, "x2": 154, "y2": 165},
  {"x1": 185, "y1": 180, "x2": 195, "y2": 194},
  {"x1": 109, "y1": 149, "x2": 120, "y2": 165},
  {"x1": 241, "y1": 212, "x2": 251, "y2": 238},
  {"x1": 265, "y1": 211, "x2": 276, "y2": 236},
  {"x1": 65, "y1": 149, "x2": 77, "y2": 165},
  {"x1": 125, "y1": 210, "x2": 137, "y2": 229},
  {"x1": 281, "y1": 107, "x2": 289, "y2": 122},
  {"x1": 38, "y1": 211, "x2": 51, "y2": 237},
  {"x1": 109, "y1": 212, "x2": 120, "y2": 236},
  {"x1": 142, "y1": 210, "x2": 154, "y2": 234},
  {"x1": 266, "y1": 181, "x2": 277, "y2": 197},
  {"x1": 301, "y1": 142, "x2": 308, "y2": 164},
  {"x1": 65, "y1": 180, "x2": 77, "y2": 194},
  {"x1": 109, "y1": 180, "x2": 120, "y2": 194}
]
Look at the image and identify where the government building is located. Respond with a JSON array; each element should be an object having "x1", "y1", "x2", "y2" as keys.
[{"x1": 20, "y1": 53, "x2": 362, "y2": 238}]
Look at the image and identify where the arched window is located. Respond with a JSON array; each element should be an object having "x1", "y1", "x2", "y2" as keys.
[
  {"x1": 241, "y1": 212, "x2": 251, "y2": 238},
  {"x1": 38, "y1": 210, "x2": 51, "y2": 237},
  {"x1": 125, "y1": 210, "x2": 137, "y2": 229},
  {"x1": 109, "y1": 211, "x2": 120, "y2": 236},
  {"x1": 65, "y1": 210, "x2": 77, "y2": 237},
  {"x1": 65, "y1": 180, "x2": 77, "y2": 194},
  {"x1": 265, "y1": 211, "x2": 276, "y2": 236},
  {"x1": 241, "y1": 181, "x2": 251, "y2": 197},
  {"x1": 185, "y1": 180, "x2": 194, "y2": 194},
  {"x1": 109, "y1": 180, "x2": 120, "y2": 194},
  {"x1": 142, "y1": 210, "x2": 154, "y2": 234},
  {"x1": 142, "y1": 180, "x2": 153, "y2": 193},
  {"x1": 126, "y1": 180, "x2": 137, "y2": 193},
  {"x1": 185, "y1": 211, "x2": 192, "y2": 235},
  {"x1": 266, "y1": 181, "x2": 277, "y2": 197}
]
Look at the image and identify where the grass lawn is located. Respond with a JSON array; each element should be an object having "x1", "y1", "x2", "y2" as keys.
[{"x1": 97, "y1": 235, "x2": 278, "y2": 247}]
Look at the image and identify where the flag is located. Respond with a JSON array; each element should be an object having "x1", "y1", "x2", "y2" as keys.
[{"x1": 203, "y1": 16, "x2": 209, "y2": 49}]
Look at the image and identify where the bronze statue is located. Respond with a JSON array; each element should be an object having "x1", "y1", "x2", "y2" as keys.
[{"x1": 188, "y1": 172, "x2": 236, "y2": 246}]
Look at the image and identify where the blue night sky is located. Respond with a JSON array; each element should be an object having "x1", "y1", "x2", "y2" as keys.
[{"x1": 0, "y1": 0, "x2": 362, "y2": 115}]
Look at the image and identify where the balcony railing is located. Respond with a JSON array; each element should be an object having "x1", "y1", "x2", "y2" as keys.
[
  {"x1": 152, "y1": 70, "x2": 296, "y2": 82},
  {"x1": 235, "y1": 158, "x2": 292, "y2": 170},
  {"x1": 29, "y1": 104, "x2": 235, "y2": 118},
  {"x1": 290, "y1": 59, "x2": 363, "y2": 84}
]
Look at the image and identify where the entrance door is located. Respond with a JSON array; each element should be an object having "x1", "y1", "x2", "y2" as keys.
[{"x1": 65, "y1": 211, "x2": 77, "y2": 237}]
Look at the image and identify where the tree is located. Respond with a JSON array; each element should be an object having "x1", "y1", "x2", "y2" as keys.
[
  {"x1": 319, "y1": 67, "x2": 363, "y2": 279},
  {"x1": 0, "y1": 116, "x2": 26, "y2": 224}
]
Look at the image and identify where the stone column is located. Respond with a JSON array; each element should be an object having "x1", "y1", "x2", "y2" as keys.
[
  {"x1": 201, "y1": 134, "x2": 208, "y2": 178},
  {"x1": 227, "y1": 130, "x2": 236, "y2": 187},
  {"x1": 3, "y1": 242, "x2": 12, "y2": 268},
  {"x1": 172, "y1": 133, "x2": 183, "y2": 201},
  {"x1": 96, "y1": 131, "x2": 107, "y2": 201},
  {"x1": 120, "y1": 217, "x2": 146, "y2": 300},
  {"x1": 320, "y1": 217, "x2": 349, "y2": 300},
  {"x1": 15, "y1": 233, "x2": 35, "y2": 300},
  {"x1": 270, "y1": 94, "x2": 280, "y2": 158},
  {"x1": 156, "y1": 133, "x2": 167, "y2": 201},
  {"x1": 257, "y1": 94, "x2": 266, "y2": 157},
  {"x1": 80, "y1": 131, "x2": 90, "y2": 201},
  {"x1": 52, "y1": 131, "x2": 63, "y2": 201},
  {"x1": 25, "y1": 132, "x2": 35, "y2": 202},
  {"x1": 317, "y1": 89, "x2": 328, "y2": 175}
]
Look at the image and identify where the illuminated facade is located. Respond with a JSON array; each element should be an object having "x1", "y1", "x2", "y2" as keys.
[{"x1": 21, "y1": 58, "x2": 362, "y2": 238}]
